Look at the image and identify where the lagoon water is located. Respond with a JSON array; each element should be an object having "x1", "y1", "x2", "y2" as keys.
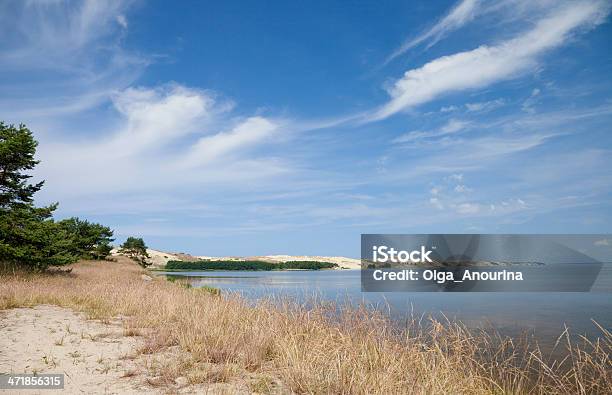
[{"x1": 158, "y1": 267, "x2": 612, "y2": 348}]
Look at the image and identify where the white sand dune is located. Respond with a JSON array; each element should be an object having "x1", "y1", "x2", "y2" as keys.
[
  {"x1": 144, "y1": 249, "x2": 181, "y2": 267},
  {"x1": 111, "y1": 248, "x2": 180, "y2": 268}
]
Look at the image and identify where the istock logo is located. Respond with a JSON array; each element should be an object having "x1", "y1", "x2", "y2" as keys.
[{"x1": 372, "y1": 245, "x2": 433, "y2": 264}]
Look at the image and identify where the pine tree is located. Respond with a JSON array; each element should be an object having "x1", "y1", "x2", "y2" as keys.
[
  {"x1": 1, "y1": 122, "x2": 115, "y2": 270},
  {"x1": 0, "y1": 123, "x2": 45, "y2": 208},
  {"x1": 119, "y1": 237, "x2": 150, "y2": 267},
  {"x1": 57, "y1": 217, "x2": 114, "y2": 260}
]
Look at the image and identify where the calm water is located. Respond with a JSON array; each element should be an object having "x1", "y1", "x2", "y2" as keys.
[{"x1": 157, "y1": 267, "x2": 612, "y2": 347}]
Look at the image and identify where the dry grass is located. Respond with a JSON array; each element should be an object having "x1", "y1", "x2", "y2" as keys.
[{"x1": 1, "y1": 258, "x2": 610, "y2": 394}]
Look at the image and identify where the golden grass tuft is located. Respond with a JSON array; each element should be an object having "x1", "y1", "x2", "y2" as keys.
[{"x1": 1, "y1": 258, "x2": 610, "y2": 394}]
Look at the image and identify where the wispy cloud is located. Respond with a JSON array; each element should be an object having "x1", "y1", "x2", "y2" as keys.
[
  {"x1": 178, "y1": 116, "x2": 281, "y2": 169},
  {"x1": 381, "y1": 102, "x2": 612, "y2": 183},
  {"x1": 1, "y1": 0, "x2": 133, "y2": 66},
  {"x1": 465, "y1": 98, "x2": 505, "y2": 112},
  {"x1": 393, "y1": 119, "x2": 470, "y2": 143},
  {"x1": 521, "y1": 88, "x2": 542, "y2": 113},
  {"x1": 386, "y1": 0, "x2": 481, "y2": 64},
  {"x1": 371, "y1": 1, "x2": 610, "y2": 121},
  {"x1": 0, "y1": 0, "x2": 144, "y2": 120}
]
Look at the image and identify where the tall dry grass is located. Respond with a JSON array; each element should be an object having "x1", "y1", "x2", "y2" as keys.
[{"x1": 1, "y1": 258, "x2": 610, "y2": 394}]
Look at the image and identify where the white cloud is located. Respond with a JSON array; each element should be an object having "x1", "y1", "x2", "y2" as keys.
[
  {"x1": 429, "y1": 197, "x2": 445, "y2": 210},
  {"x1": 455, "y1": 202, "x2": 480, "y2": 214},
  {"x1": 454, "y1": 184, "x2": 471, "y2": 193},
  {"x1": 179, "y1": 117, "x2": 279, "y2": 169},
  {"x1": 109, "y1": 85, "x2": 223, "y2": 153},
  {"x1": 116, "y1": 14, "x2": 128, "y2": 29},
  {"x1": 371, "y1": 1, "x2": 610, "y2": 121},
  {"x1": 386, "y1": 0, "x2": 481, "y2": 63},
  {"x1": 440, "y1": 105, "x2": 459, "y2": 113},
  {"x1": 522, "y1": 87, "x2": 542, "y2": 113},
  {"x1": 36, "y1": 84, "x2": 288, "y2": 199},
  {"x1": 441, "y1": 119, "x2": 469, "y2": 133},
  {"x1": 465, "y1": 98, "x2": 505, "y2": 112},
  {"x1": 449, "y1": 198, "x2": 527, "y2": 216},
  {"x1": 393, "y1": 119, "x2": 470, "y2": 143},
  {"x1": 420, "y1": 175, "x2": 530, "y2": 219}
]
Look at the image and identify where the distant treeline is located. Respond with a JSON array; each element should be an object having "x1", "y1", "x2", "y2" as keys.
[{"x1": 165, "y1": 260, "x2": 338, "y2": 271}]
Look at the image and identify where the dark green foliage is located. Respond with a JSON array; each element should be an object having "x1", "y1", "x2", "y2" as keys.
[
  {"x1": 0, "y1": 205, "x2": 75, "y2": 270},
  {"x1": 57, "y1": 217, "x2": 114, "y2": 260},
  {"x1": 0, "y1": 122, "x2": 70, "y2": 270},
  {"x1": 280, "y1": 261, "x2": 337, "y2": 270},
  {"x1": 166, "y1": 260, "x2": 276, "y2": 271},
  {"x1": 0, "y1": 123, "x2": 44, "y2": 208},
  {"x1": 165, "y1": 260, "x2": 337, "y2": 271},
  {"x1": 0, "y1": 122, "x2": 115, "y2": 270},
  {"x1": 119, "y1": 237, "x2": 150, "y2": 267}
]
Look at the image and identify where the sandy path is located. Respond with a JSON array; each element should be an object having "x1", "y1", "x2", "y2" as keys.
[{"x1": 0, "y1": 305, "x2": 152, "y2": 394}]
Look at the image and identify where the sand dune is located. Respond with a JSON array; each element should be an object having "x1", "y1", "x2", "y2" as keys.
[
  {"x1": 112, "y1": 248, "x2": 361, "y2": 269},
  {"x1": 111, "y1": 248, "x2": 181, "y2": 268}
]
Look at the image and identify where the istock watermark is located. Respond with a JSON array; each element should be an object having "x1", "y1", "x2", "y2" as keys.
[
  {"x1": 371, "y1": 245, "x2": 433, "y2": 264},
  {"x1": 361, "y1": 234, "x2": 612, "y2": 292}
]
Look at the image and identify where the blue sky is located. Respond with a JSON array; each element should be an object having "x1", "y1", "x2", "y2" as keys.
[{"x1": 1, "y1": 0, "x2": 612, "y2": 257}]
